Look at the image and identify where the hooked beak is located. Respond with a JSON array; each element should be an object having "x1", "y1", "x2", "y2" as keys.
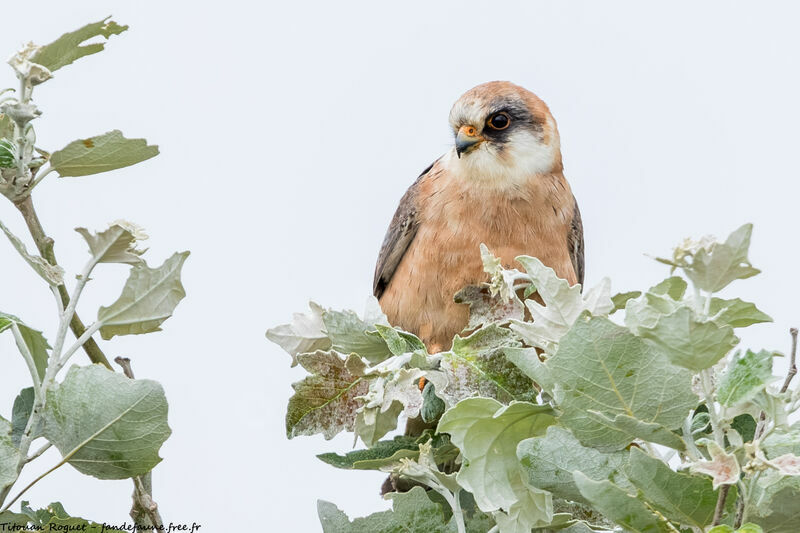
[{"x1": 455, "y1": 125, "x2": 483, "y2": 158}]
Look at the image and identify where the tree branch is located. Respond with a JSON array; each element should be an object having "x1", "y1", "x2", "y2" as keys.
[
  {"x1": 13, "y1": 195, "x2": 111, "y2": 369},
  {"x1": 712, "y1": 484, "x2": 730, "y2": 526}
]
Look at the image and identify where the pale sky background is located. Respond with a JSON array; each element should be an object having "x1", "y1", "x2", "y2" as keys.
[{"x1": 0, "y1": 1, "x2": 798, "y2": 531}]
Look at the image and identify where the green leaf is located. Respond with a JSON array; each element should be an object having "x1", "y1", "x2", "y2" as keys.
[
  {"x1": 573, "y1": 472, "x2": 671, "y2": 533},
  {"x1": 717, "y1": 350, "x2": 775, "y2": 406},
  {"x1": 0, "y1": 219, "x2": 64, "y2": 285},
  {"x1": 75, "y1": 224, "x2": 144, "y2": 265},
  {"x1": 318, "y1": 486, "x2": 457, "y2": 533},
  {"x1": 287, "y1": 351, "x2": 369, "y2": 439},
  {"x1": 317, "y1": 436, "x2": 420, "y2": 469},
  {"x1": 50, "y1": 130, "x2": 158, "y2": 177},
  {"x1": 354, "y1": 403, "x2": 402, "y2": 447},
  {"x1": 0, "y1": 416, "x2": 21, "y2": 493},
  {"x1": 266, "y1": 301, "x2": 331, "y2": 367},
  {"x1": 323, "y1": 308, "x2": 392, "y2": 363},
  {"x1": 590, "y1": 412, "x2": 687, "y2": 451},
  {"x1": 421, "y1": 380, "x2": 446, "y2": 423},
  {"x1": 97, "y1": 251, "x2": 189, "y2": 339},
  {"x1": 42, "y1": 365, "x2": 171, "y2": 479},
  {"x1": 374, "y1": 324, "x2": 426, "y2": 356},
  {"x1": 504, "y1": 346, "x2": 554, "y2": 390},
  {"x1": 748, "y1": 472, "x2": 800, "y2": 533},
  {"x1": 518, "y1": 426, "x2": 630, "y2": 504},
  {"x1": 0, "y1": 312, "x2": 50, "y2": 380},
  {"x1": 454, "y1": 284, "x2": 524, "y2": 330},
  {"x1": 32, "y1": 17, "x2": 128, "y2": 72},
  {"x1": 545, "y1": 315, "x2": 697, "y2": 451},
  {"x1": 732, "y1": 413, "x2": 757, "y2": 443},
  {"x1": 650, "y1": 276, "x2": 688, "y2": 300},
  {"x1": 708, "y1": 298, "x2": 772, "y2": 328},
  {"x1": 438, "y1": 398, "x2": 556, "y2": 529},
  {"x1": 627, "y1": 447, "x2": 723, "y2": 528},
  {"x1": 509, "y1": 256, "x2": 613, "y2": 354},
  {"x1": 15, "y1": 501, "x2": 103, "y2": 532},
  {"x1": 437, "y1": 324, "x2": 535, "y2": 405},
  {"x1": 10, "y1": 387, "x2": 36, "y2": 447},
  {"x1": 684, "y1": 224, "x2": 761, "y2": 292},
  {"x1": 611, "y1": 291, "x2": 641, "y2": 311}
]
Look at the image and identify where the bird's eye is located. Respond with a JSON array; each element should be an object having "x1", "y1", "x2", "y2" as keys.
[{"x1": 487, "y1": 112, "x2": 510, "y2": 130}]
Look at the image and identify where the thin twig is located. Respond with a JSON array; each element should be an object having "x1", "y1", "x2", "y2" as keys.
[
  {"x1": 779, "y1": 327, "x2": 798, "y2": 394},
  {"x1": 13, "y1": 195, "x2": 111, "y2": 369},
  {"x1": 712, "y1": 484, "x2": 730, "y2": 526}
]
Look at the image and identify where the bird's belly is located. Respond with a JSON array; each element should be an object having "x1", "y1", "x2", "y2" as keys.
[{"x1": 379, "y1": 208, "x2": 575, "y2": 352}]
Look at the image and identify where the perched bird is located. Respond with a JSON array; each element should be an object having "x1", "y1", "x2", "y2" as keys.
[{"x1": 374, "y1": 81, "x2": 584, "y2": 353}]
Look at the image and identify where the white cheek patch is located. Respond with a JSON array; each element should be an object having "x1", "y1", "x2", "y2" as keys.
[{"x1": 445, "y1": 126, "x2": 559, "y2": 189}]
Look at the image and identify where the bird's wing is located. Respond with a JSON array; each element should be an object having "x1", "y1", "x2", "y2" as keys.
[
  {"x1": 373, "y1": 162, "x2": 436, "y2": 299},
  {"x1": 568, "y1": 195, "x2": 585, "y2": 287}
]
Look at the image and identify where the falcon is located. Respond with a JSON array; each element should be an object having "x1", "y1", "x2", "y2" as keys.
[{"x1": 374, "y1": 81, "x2": 584, "y2": 353}]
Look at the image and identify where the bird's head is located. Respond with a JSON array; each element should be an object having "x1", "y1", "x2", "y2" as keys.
[{"x1": 447, "y1": 81, "x2": 562, "y2": 187}]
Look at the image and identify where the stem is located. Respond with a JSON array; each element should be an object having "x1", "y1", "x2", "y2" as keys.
[
  {"x1": 13, "y1": 195, "x2": 111, "y2": 369},
  {"x1": 0, "y1": 458, "x2": 67, "y2": 512},
  {"x1": 58, "y1": 321, "x2": 103, "y2": 369},
  {"x1": 28, "y1": 164, "x2": 53, "y2": 190},
  {"x1": 25, "y1": 442, "x2": 51, "y2": 463},
  {"x1": 682, "y1": 411, "x2": 702, "y2": 461},
  {"x1": 712, "y1": 484, "x2": 730, "y2": 526},
  {"x1": 700, "y1": 370, "x2": 725, "y2": 446},
  {"x1": 779, "y1": 327, "x2": 798, "y2": 394}
]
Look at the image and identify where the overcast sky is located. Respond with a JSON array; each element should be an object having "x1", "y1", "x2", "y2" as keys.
[{"x1": 0, "y1": 1, "x2": 799, "y2": 531}]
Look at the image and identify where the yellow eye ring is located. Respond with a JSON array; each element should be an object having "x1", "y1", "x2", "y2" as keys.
[{"x1": 487, "y1": 112, "x2": 510, "y2": 130}]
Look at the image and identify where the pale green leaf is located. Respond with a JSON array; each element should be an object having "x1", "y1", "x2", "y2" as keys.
[
  {"x1": 374, "y1": 324, "x2": 426, "y2": 356},
  {"x1": 518, "y1": 426, "x2": 630, "y2": 504},
  {"x1": 510, "y1": 256, "x2": 613, "y2": 354},
  {"x1": 717, "y1": 350, "x2": 775, "y2": 407},
  {"x1": 504, "y1": 347, "x2": 554, "y2": 390},
  {"x1": 611, "y1": 291, "x2": 641, "y2": 312},
  {"x1": 50, "y1": 130, "x2": 159, "y2": 177},
  {"x1": 32, "y1": 17, "x2": 128, "y2": 72},
  {"x1": 684, "y1": 224, "x2": 760, "y2": 292},
  {"x1": 437, "y1": 324, "x2": 535, "y2": 406},
  {"x1": 97, "y1": 251, "x2": 189, "y2": 339},
  {"x1": 287, "y1": 351, "x2": 369, "y2": 440},
  {"x1": 10, "y1": 387, "x2": 36, "y2": 447},
  {"x1": 0, "y1": 312, "x2": 50, "y2": 379},
  {"x1": 316, "y1": 435, "x2": 419, "y2": 469},
  {"x1": 573, "y1": 473, "x2": 671, "y2": 533},
  {"x1": 266, "y1": 301, "x2": 331, "y2": 367},
  {"x1": 354, "y1": 403, "x2": 403, "y2": 447},
  {"x1": 0, "y1": 416, "x2": 21, "y2": 493},
  {"x1": 75, "y1": 224, "x2": 144, "y2": 265},
  {"x1": 748, "y1": 471, "x2": 800, "y2": 533},
  {"x1": 438, "y1": 398, "x2": 556, "y2": 529},
  {"x1": 0, "y1": 219, "x2": 63, "y2": 285},
  {"x1": 590, "y1": 412, "x2": 686, "y2": 451},
  {"x1": 43, "y1": 365, "x2": 170, "y2": 479},
  {"x1": 318, "y1": 486, "x2": 457, "y2": 533},
  {"x1": 323, "y1": 308, "x2": 392, "y2": 363},
  {"x1": 638, "y1": 306, "x2": 739, "y2": 371},
  {"x1": 709, "y1": 298, "x2": 772, "y2": 328},
  {"x1": 546, "y1": 315, "x2": 697, "y2": 451},
  {"x1": 454, "y1": 284, "x2": 525, "y2": 330},
  {"x1": 627, "y1": 447, "x2": 723, "y2": 528}
]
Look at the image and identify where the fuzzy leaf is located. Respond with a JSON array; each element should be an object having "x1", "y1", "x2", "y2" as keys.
[
  {"x1": 437, "y1": 324, "x2": 535, "y2": 406},
  {"x1": 287, "y1": 351, "x2": 369, "y2": 439},
  {"x1": 573, "y1": 473, "x2": 671, "y2": 533},
  {"x1": 97, "y1": 251, "x2": 189, "y2": 339},
  {"x1": 0, "y1": 312, "x2": 50, "y2": 379},
  {"x1": 637, "y1": 306, "x2": 739, "y2": 371},
  {"x1": 591, "y1": 413, "x2": 687, "y2": 451},
  {"x1": 318, "y1": 486, "x2": 457, "y2": 533},
  {"x1": 509, "y1": 257, "x2": 613, "y2": 354},
  {"x1": 546, "y1": 315, "x2": 697, "y2": 451},
  {"x1": 717, "y1": 350, "x2": 775, "y2": 407},
  {"x1": 454, "y1": 284, "x2": 525, "y2": 330},
  {"x1": 518, "y1": 426, "x2": 630, "y2": 504},
  {"x1": 50, "y1": 130, "x2": 159, "y2": 177},
  {"x1": 627, "y1": 448, "x2": 724, "y2": 528},
  {"x1": 709, "y1": 298, "x2": 772, "y2": 328},
  {"x1": 373, "y1": 324, "x2": 426, "y2": 356},
  {"x1": 10, "y1": 387, "x2": 36, "y2": 447},
  {"x1": 689, "y1": 441, "x2": 741, "y2": 489},
  {"x1": 32, "y1": 17, "x2": 128, "y2": 72},
  {"x1": 266, "y1": 301, "x2": 331, "y2": 367},
  {"x1": 43, "y1": 365, "x2": 170, "y2": 479},
  {"x1": 0, "y1": 416, "x2": 21, "y2": 494},
  {"x1": 323, "y1": 308, "x2": 392, "y2": 363},
  {"x1": 684, "y1": 224, "x2": 760, "y2": 292},
  {"x1": 75, "y1": 224, "x2": 144, "y2": 265},
  {"x1": 748, "y1": 472, "x2": 800, "y2": 533},
  {"x1": 438, "y1": 399, "x2": 556, "y2": 529},
  {"x1": 0, "y1": 219, "x2": 63, "y2": 285}
]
